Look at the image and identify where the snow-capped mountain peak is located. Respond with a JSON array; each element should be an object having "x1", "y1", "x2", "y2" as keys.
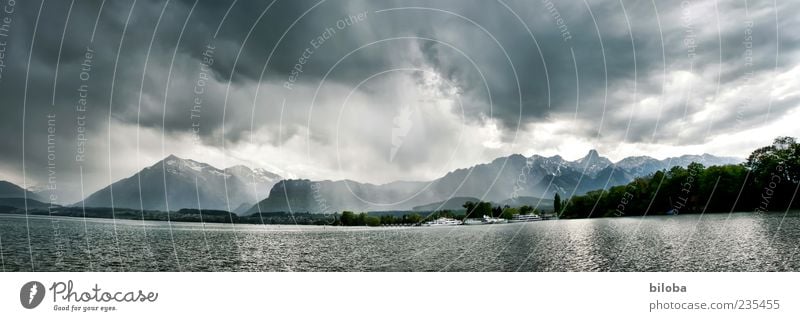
[{"x1": 82, "y1": 155, "x2": 283, "y2": 212}]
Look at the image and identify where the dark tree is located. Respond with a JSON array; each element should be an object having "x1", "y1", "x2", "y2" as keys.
[
  {"x1": 554, "y1": 193, "x2": 562, "y2": 214},
  {"x1": 558, "y1": 136, "x2": 800, "y2": 218},
  {"x1": 365, "y1": 216, "x2": 381, "y2": 226},
  {"x1": 340, "y1": 211, "x2": 356, "y2": 226},
  {"x1": 356, "y1": 213, "x2": 368, "y2": 226},
  {"x1": 475, "y1": 202, "x2": 493, "y2": 218},
  {"x1": 492, "y1": 206, "x2": 503, "y2": 218},
  {"x1": 463, "y1": 201, "x2": 477, "y2": 218}
]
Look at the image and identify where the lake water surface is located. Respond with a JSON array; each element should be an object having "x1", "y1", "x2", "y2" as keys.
[{"x1": 1, "y1": 212, "x2": 799, "y2": 271}]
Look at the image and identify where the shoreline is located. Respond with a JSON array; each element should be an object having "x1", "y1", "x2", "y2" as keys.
[{"x1": 2, "y1": 211, "x2": 795, "y2": 228}]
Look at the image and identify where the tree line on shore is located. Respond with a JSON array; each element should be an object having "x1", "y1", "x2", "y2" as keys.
[
  {"x1": 559, "y1": 137, "x2": 800, "y2": 219},
  {"x1": 335, "y1": 211, "x2": 422, "y2": 226},
  {"x1": 10, "y1": 137, "x2": 795, "y2": 225},
  {"x1": 333, "y1": 203, "x2": 547, "y2": 226}
]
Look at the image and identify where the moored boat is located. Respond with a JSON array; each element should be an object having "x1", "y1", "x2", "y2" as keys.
[
  {"x1": 423, "y1": 217, "x2": 463, "y2": 226},
  {"x1": 509, "y1": 214, "x2": 542, "y2": 223},
  {"x1": 463, "y1": 215, "x2": 507, "y2": 225}
]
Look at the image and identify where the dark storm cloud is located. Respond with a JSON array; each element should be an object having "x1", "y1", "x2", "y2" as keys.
[
  {"x1": 0, "y1": 0, "x2": 798, "y2": 201},
  {"x1": 410, "y1": 0, "x2": 800, "y2": 143}
]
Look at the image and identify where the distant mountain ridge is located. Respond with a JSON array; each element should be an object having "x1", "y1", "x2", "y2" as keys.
[
  {"x1": 56, "y1": 151, "x2": 743, "y2": 214},
  {"x1": 247, "y1": 150, "x2": 743, "y2": 214},
  {"x1": 80, "y1": 155, "x2": 281, "y2": 212},
  {"x1": 0, "y1": 180, "x2": 46, "y2": 202}
]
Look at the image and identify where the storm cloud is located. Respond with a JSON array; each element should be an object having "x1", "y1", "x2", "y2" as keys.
[{"x1": 0, "y1": 0, "x2": 798, "y2": 203}]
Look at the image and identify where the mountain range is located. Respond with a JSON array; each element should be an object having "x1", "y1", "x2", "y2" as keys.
[
  {"x1": 79, "y1": 155, "x2": 282, "y2": 212},
  {"x1": 245, "y1": 150, "x2": 741, "y2": 214},
  {"x1": 0, "y1": 151, "x2": 742, "y2": 215}
]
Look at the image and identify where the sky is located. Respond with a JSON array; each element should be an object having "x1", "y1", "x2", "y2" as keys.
[{"x1": 0, "y1": 0, "x2": 798, "y2": 203}]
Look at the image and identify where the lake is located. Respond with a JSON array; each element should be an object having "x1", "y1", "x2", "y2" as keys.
[{"x1": 1, "y1": 212, "x2": 799, "y2": 271}]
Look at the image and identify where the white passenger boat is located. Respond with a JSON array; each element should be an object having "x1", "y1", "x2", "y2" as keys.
[
  {"x1": 463, "y1": 215, "x2": 507, "y2": 225},
  {"x1": 423, "y1": 217, "x2": 463, "y2": 226},
  {"x1": 509, "y1": 214, "x2": 542, "y2": 223}
]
